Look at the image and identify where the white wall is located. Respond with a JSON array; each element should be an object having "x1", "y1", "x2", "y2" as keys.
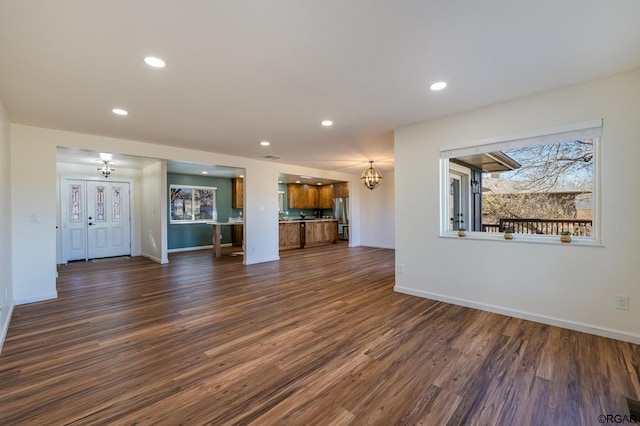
[
  {"x1": 0, "y1": 97, "x2": 13, "y2": 352},
  {"x1": 141, "y1": 161, "x2": 167, "y2": 263},
  {"x1": 11, "y1": 127, "x2": 58, "y2": 304},
  {"x1": 9, "y1": 124, "x2": 362, "y2": 303},
  {"x1": 359, "y1": 170, "x2": 395, "y2": 249},
  {"x1": 394, "y1": 69, "x2": 640, "y2": 343}
]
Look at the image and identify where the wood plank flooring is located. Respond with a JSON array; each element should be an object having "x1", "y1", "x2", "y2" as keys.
[{"x1": 1, "y1": 244, "x2": 639, "y2": 425}]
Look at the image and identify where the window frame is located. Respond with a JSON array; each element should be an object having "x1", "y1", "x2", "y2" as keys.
[
  {"x1": 169, "y1": 184, "x2": 218, "y2": 224},
  {"x1": 439, "y1": 120, "x2": 603, "y2": 245}
]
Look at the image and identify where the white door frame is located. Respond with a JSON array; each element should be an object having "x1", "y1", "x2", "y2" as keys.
[
  {"x1": 449, "y1": 163, "x2": 471, "y2": 231},
  {"x1": 60, "y1": 175, "x2": 136, "y2": 263}
]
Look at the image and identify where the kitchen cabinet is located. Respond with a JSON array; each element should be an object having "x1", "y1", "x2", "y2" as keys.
[
  {"x1": 279, "y1": 219, "x2": 338, "y2": 251},
  {"x1": 287, "y1": 184, "x2": 319, "y2": 209},
  {"x1": 232, "y1": 178, "x2": 243, "y2": 209},
  {"x1": 305, "y1": 220, "x2": 338, "y2": 247},
  {"x1": 279, "y1": 222, "x2": 303, "y2": 250},
  {"x1": 318, "y1": 184, "x2": 334, "y2": 209},
  {"x1": 231, "y1": 224, "x2": 243, "y2": 247},
  {"x1": 333, "y1": 182, "x2": 349, "y2": 198}
]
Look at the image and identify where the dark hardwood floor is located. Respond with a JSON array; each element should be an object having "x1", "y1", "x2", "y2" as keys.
[{"x1": 1, "y1": 244, "x2": 639, "y2": 425}]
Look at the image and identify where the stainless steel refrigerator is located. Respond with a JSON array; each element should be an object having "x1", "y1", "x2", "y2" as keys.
[{"x1": 333, "y1": 197, "x2": 349, "y2": 240}]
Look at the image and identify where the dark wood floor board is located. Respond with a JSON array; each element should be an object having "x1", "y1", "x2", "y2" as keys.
[{"x1": 1, "y1": 244, "x2": 639, "y2": 424}]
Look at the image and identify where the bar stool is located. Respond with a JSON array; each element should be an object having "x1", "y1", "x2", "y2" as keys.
[{"x1": 342, "y1": 224, "x2": 349, "y2": 240}]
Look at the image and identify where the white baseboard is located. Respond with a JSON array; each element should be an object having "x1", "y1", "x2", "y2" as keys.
[
  {"x1": 0, "y1": 302, "x2": 14, "y2": 355},
  {"x1": 394, "y1": 285, "x2": 640, "y2": 345},
  {"x1": 361, "y1": 243, "x2": 395, "y2": 249},
  {"x1": 141, "y1": 253, "x2": 167, "y2": 264},
  {"x1": 244, "y1": 256, "x2": 280, "y2": 265},
  {"x1": 168, "y1": 244, "x2": 233, "y2": 253},
  {"x1": 15, "y1": 292, "x2": 58, "y2": 306}
]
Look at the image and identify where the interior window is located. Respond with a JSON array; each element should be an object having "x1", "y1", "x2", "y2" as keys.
[{"x1": 440, "y1": 120, "x2": 601, "y2": 241}]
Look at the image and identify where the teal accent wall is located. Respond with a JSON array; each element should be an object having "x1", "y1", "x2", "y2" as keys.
[{"x1": 168, "y1": 173, "x2": 242, "y2": 250}]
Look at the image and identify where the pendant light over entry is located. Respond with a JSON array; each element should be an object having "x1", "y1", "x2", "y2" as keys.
[
  {"x1": 361, "y1": 160, "x2": 383, "y2": 190},
  {"x1": 98, "y1": 160, "x2": 115, "y2": 178}
]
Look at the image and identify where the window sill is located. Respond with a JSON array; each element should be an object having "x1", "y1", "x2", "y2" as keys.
[{"x1": 441, "y1": 232, "x2": 603, "y2": 247}]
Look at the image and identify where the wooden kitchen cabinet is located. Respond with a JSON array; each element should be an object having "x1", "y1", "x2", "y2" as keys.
[
  {"x1": 231, "y1": 224, "x2": 243, "y2": 247},
  {"x1": 305, "y1": 220, "x2": 338, "y2": 247},
  {"x1": 279, "y1": 222, "x2": 302, "y2": 250},
  {"x1": 332, "y1": 182, "x2": 349, "y2": 198},
  {"x1": 279, "y1": 220, "x2": 338, "y2": 251},
  {"x1": 318, "y1": 184, "x2": 334, "y2": 209},
  {"x1": 232, "y1": 178, "x2": 243, "y2": 208},
  {"x1": 287, "y1": 184, "x2": 319, "y2": 209}
]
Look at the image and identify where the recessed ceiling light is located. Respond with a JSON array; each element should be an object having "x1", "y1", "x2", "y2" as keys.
[
  {"x1": 144, "y1": 56, "x2": 166, "y2": 68},
  {"x1": 300, "y1": 175, "x2": 312, "y2": 179},
  {"x1": 260, "y1": 141, "x2": 270, "y2": 146},
  {"x1": 112, "y1": 108, "x2": 128, "y2": 116},
  {"x1": 239, "y1": 174, "x2": 244, "y2": 178},
  {"x1": 201, "y1": 171, "x2": 208, "y2": 175},
  {"x1": 295, "y1": 180, "x2": 301, "y2": 184},
  {"x1": 317, "y1": 182, "x2": 322, "y2": 185},
  {"x1": 430, "y1": 81, "x2": 447, "y2": 91},
  {"x1": 321, "y1": 120, "x2": 333, "y2": 127}
]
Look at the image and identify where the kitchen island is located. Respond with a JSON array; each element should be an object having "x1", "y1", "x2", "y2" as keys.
[{"x1": 279, "y1": 219, "x2": 339, "y2": 251}]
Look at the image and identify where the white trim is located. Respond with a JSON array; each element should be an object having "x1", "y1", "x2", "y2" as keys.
[
  {"x1": 394, "y1": 285, "x2": 640, "y2": 345},
  {"x1": 244, "y1": 255, "x2": 280, "y2": 265},
  {"x1": 440, "y1": 231, "x2": 604, "y2": 247},
  {"x1": 15, "y1": 292, "x2": 58, "y2": 306},
  {"x1": 439, "y1": 119, "x2": 603, "y2": 155},
  {"x1": 0, "y1": 303, "x2": 14, "y2": 355},
  {"x1": 167, "y1": 243, "x2": 232, "y2": 253},
  {"x1": 360, "y1": 244, "x2": 395, "y2": 249},
  {"x1": 141, "y1": 254, "x2": 167, "y2": 264}
]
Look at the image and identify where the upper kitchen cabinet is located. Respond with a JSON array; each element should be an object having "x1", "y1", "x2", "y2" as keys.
[
  {"x1": 333, "y1": 182, "x2": 349, "y2": 198},
  {"x1": 318, "y1": 184, "x2": 334, "y2": 209},
  {"x1": 288, "y1": 184, "x2": 319, "y2": 209},
  {"x1": 232, "y1": 178, "x2": 243, "y2": 208}
]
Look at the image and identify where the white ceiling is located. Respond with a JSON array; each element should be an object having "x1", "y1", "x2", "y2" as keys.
[{"x1": 2, "y1": 1, "x2": 640, "y2": 175}]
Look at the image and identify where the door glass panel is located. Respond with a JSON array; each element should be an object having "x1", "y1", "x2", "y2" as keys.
[
  {"x1": 449, "y1": 175, "x2": 462, "y2": 230},
  {"x1": 70, "y1": 184, "x2": 83, "y2": 223},
  {"x1": 112, "y1": 186, "x2": 122, "y2": 222},
  {"x1": 96, "y1": 186, "x2": 106, "y2": 222}
]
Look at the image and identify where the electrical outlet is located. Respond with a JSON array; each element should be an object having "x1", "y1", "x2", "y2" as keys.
[
  {"x1": 615, "y1": 295, "x2": 630, "y2": 311},
  {"x1": 397, "y1": 264, "x2": 404, "y2": 274}
]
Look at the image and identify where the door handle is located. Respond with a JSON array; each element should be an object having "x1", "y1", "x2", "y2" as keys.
[{"x1": 88, "y1": 222, "x2": 94, "y2": 226}]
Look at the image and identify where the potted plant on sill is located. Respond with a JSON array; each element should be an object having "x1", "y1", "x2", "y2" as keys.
[
  {"x1": 504, "y1": 228, "x2": 514, "y2": 240},
  {"x1": 560, "y1": 231, "x2": 572, "y2": 243},
  {"x1": 457, "y1": 227, "x2": 466, "y2": 237}
]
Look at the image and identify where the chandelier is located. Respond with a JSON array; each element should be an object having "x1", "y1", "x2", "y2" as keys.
[
  {"x1": 98, "y1": 161, "x2": 115, "y2": 178},
  {"x1": 361, "y1": 160, "x2": 383, "y2": 190}
]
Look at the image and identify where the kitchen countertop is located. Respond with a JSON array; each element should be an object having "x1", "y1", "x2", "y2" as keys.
[{"x1": 279, "y1": 218, "x2": 338, "y2": 223}]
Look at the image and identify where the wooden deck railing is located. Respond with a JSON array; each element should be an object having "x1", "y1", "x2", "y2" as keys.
[{"x1": 482, "y1": 218, "x2": 593, "y2": 236}]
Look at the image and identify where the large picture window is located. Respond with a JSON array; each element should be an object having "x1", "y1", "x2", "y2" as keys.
[
  {"x1": 440, "y1": 120, "x2": 602, "y2": 243},
  {"x1": 170, "y1": 184, "x2": 217, "y2": 223}
]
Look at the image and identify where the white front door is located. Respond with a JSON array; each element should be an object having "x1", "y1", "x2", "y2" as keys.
[
  {"x1": 86, "y1": 181, "x2": 131, "y2": 259},
  {"x1": 61, "y1": 179, "x2": 131, "y2": 261}
]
